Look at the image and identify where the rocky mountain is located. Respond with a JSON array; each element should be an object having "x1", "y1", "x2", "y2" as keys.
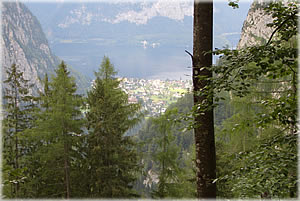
[
  {"x1": 56, "y1": 0, "x2": 193, "y2": 27},
  {"x1": 237, "y1": 1, "x2": 273, "y2": 49},
  {"x1": 2, "y1": 1, "x2": 58, "y2": 93},
  {"x1": 1, "y1": 1, "x2": 90, "y2": 95}
]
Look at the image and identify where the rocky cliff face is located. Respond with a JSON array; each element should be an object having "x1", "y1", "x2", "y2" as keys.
[
  {"x1": 237, "y1": 1, "x2": 274, "y2": 49},
  {"x1": 2, "y1": 1, "x2": 59, "y2": 93},
  {"x1": 1, "y1": 1, "x2": 90, "y2": 94}
]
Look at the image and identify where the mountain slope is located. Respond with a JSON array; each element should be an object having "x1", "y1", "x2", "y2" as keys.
[
  {"x1": 1, "y1": 1, "x2": 90, "y2": 94},
  {"x1": 2, "y1": 2, "x2": 58, "y2": 92},
  {"x1": 237, "y1": 1, "x2": 273, "y2": 49}
]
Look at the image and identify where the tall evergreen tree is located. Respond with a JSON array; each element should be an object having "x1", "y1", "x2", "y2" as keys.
[
  {"x1": 24, "y1": 61, "x2": 84, "y2": 198},
  {"x1": 84, "y1": 56, "x2": 141, "y2": 198},
  {"x1": 19, "y1": 73, "x2": 51, "y2": 198},
  {"x1": 48, "y1": 61, "x2": 83, "y2": 198},
  {"x1": 2, "y1": 64, "x2": 37, "y2": 198}
]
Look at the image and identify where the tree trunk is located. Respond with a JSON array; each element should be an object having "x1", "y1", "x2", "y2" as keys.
[
  {"x1": 193, "y1": 0, "x2": 216, "y2": 198},
  {"x1": 14, "y1": 85, "x2": 19, "y2": 197},
  {"x1": 64, "y1": 141, "x2": 70, "y2": 199}
]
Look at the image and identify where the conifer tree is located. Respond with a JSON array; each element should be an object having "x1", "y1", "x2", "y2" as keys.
[
  {"x1": 25, "y1": 62, "x2": 84, "y2": 198},
  {"x1": 151, "y1": 109, "x2": 181, "y2": 198},
  {"x1": 85, "y1": 56, "x2": 141, "y2": 198},
  {"x1": 19, "y1": 73, "x2": 55, "y2": 198},
  {"x1": 18, "y1": 74, "x2": 50, "y2": 198},
  {"x1": 2, "y1": 64, "x2": 37, "y2": 198},
  {"x1": 48, "y1": 61, "x2": 83, "y2": 198}
]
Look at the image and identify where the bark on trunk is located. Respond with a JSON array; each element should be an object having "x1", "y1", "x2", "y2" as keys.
[
  {"x1": 193, "y1": 0, "x2": 216, "y2": 198},
  {"x1": 14, "y1": 85, "x2": 19, "y2": 196},
  {"x1": 64, "y1": 140, "x2": 70, "y2": 199}
]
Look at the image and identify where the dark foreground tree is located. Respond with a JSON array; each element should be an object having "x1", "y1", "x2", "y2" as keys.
[
  {"x1": 191, "y1": 0, "x2": 216, "y2": 198},
  {"x1": 84, "y1": 56, "x2": 142, "y2": 198}
]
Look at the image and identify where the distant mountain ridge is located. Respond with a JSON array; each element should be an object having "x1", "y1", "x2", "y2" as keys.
[
  {"x1": 1, "y1": 1, "x2": 90, "y2": 95},
  {"x1": 56, "y1": 0, "x2": 193, "y2": 27},
  {"x1": 25, "y1": 1, "x2": 251, "y2": 80}
]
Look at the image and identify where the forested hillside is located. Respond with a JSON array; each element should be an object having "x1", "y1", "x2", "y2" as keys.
[
  {"x1": 211, "y1": 1, "x2": 298, "y2": 198},
  {"x1": 2, "y1": 0, "x2": 298, "y2": 199}
]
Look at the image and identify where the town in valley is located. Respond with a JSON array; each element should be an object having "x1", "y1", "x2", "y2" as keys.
[{"x1": 119, "y1": 78, "x2": 192, "y2": 116}]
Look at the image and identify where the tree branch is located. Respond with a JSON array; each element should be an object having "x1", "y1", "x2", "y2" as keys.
[
  {"x1": 266, "y1": 13, "x2": 296, "y2": 46},
  {"x1": 185, "y1": 50, "x2": 194, "y2": 65}
]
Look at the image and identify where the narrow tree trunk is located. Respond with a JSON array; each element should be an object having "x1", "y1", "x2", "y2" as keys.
[
  {"x1": 193, "y1": 0, "x2": 216, "y2": 198},
  {"x1": 15, "y1": 135, "x2": 19, "y2": 196},
  {"x1": 291, "y1": 70, "x2": 297, "y2": 134},
  {"x1": 62, "y1": 80, "x2": 70, "y2": 199},
  {"x1": 14, "y1": 86, "x2": 19, "y2": 197},
  {"x1": 64, "y1": 141, "x2": 70, "y2": 199},
  {"x1": 161, "y1": 127, "x2": 167, "y2": 198}
]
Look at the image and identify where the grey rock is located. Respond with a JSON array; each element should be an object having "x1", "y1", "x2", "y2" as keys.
[
  {"x1": 2, "y1": 1, "x2": 59, "y2": 94},
  {"x1": 237, "y1": 1, "x2": 274, "y2": 49},
  {"x1": 2, "y1": 1, "x2": 90, "y2": 95}
]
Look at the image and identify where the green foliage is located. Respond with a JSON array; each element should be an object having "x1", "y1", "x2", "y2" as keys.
[
  {"x1": 217, "y1": 130, "x2": 297, "y2": 198},
  {"x1": 83, "y1": 56, "x2": 142, "y2": 198},
  {"x1": 20, "y1": 61, "x2": 84, "y2": 198},
  {"x1": 136, "y1": 93, "x2": 196, "y2": 198},
  {"x1": 2, "y1": 63, "x2": 38, "y2": 198},
  {"x1": 2, "y1": 1, "x2": 298, "y2": 199},
  {"x1": 151, "y1": 109, "x2": 180, "y2": 198},
  {"x1": 216, "y1": 97, "x2": 257, "y2": 153},
  {"x1": 2, "y1": 59, "x2": 142, "y2": 198},
  {"x1": 211, "y1": 1, "x2": 298, "y2": 198},
  {"x1": 228, "y1": 0, "x2": 239, "y2": 9}
]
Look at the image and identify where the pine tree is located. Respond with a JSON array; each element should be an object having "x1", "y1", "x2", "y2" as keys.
[
  {"x1": 24, "y1": 62, "x2": 84, "y2": 198},
  {"x1": 48, "y1": 61, "x2": 84, "y2": 198},
  {"x1": 85, "y1": 56, "x2": 141, "y2": 198},
  {"x1": 2, "y1": 64, "x2": 37, "y2": 198},
  {"x1": 19, "y1": 73, "x2": 54, "y2": 198},
  {"x1": 151, "y1": 109, "x2": 181, "y2": 198}
]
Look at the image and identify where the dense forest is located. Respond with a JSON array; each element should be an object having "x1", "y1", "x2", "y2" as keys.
[{"x1": 2, "y1": 1, "x2": 298, "y2": 199}]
